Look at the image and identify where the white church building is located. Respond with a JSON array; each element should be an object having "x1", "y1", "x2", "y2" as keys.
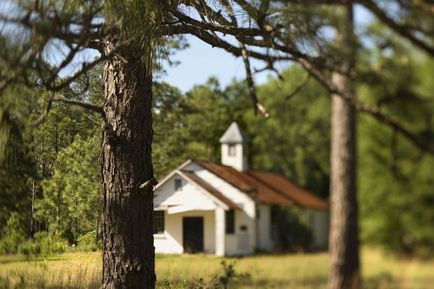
[{"x1": 153, "y1": 122, "x2": 329, "y2": 256}]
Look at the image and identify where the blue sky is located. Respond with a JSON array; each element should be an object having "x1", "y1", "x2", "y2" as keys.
[{"x1": 160, "y1": 36, "x2": 272, "y2": 92}]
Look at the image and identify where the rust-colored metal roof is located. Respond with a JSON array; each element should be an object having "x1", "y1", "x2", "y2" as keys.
[
  {"x1": 248, "y1": 171, "x2": 328, "y2": 210},
  {"x1": 192, "y1": 160, "x2": 328, "y2": 209},
  {"x1": 181, "y1": 170, "x2": 240, "y2": 210},
  {"x1": 195, "y1": 161, "x2": 293, "y2": 206}
]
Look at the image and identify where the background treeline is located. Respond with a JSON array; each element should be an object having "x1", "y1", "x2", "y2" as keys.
[{"x1": 1, "y1": 49, "x2": 433, "y2": 256}]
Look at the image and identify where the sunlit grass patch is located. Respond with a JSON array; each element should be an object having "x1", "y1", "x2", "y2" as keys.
[
  {"x1": 0, "y1": 252, "x2": 100, "y2": 289},
  {"x1": 0, "y1": 248, "x2": 433, "y2": 288}
]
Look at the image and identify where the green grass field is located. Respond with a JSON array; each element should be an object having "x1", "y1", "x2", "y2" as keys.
[{"x1": 0, "y1": 248, "x2": 433, "y2": 289}]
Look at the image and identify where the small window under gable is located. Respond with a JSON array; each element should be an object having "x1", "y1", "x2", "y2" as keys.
[
  {"x1": 228, "y1": 144, "x2": 236, "y2": 156},
  {"x1": 153, "y1": 211, "x2": 165, "y2": 234},
  {"x1": 174, "y1": 178, "x2": 182, "y2": 191}
]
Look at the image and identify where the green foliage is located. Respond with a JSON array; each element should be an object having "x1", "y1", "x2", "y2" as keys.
[
  {"x1": 158, "y1": 260, "x2": 249, "y2": 289},
  {"x1": 153, "y1": 78, "x2": 239, "y2": 177},
  {"x1": 216, "y1": 260, "x2": 250, "y2": 289},
  {"x1": 77, "y1": 231, "x2": 101, "y2": 252},
  {"x1": 33, "y1": 232, "x2": 66, "y2": 256},
  {"x1": 182, "y1": 78, "x2": 230, "y2": 162},
  {"x1": 0, "y1": 213, "x2": 26, "y2": 254},
  {"x1": 36, "y1": 135, "x2": 101, "y2": 245},
  {"x1": 1, "y1": 65, "x2": 102, "y2": 251},
  {"x1": 358, "y1": 50, "x2": 434, "y2": 256},
  {"x1": 32, "y1": 90, "x2": 102, "y2": 178},
  {"x1": 271, "y1": 206, "x2": 313, "y2": 252},
  {"x1": 17, "y1": 240, "x2": 41, "y2": 257},
  {"x1": 0, "y1": 214, "x2": 66, "y2": 257},
  {"x1": 359, "y1": 116, "x2": 434, "y2": 256},
  {"x1": 18, "y1": 232, "x2": 66, "y2": 257},
  {"x1": 0, "y1": 122, "x2": 35, "y2": 235},
  {"x1": 152, "y1": 82, "x2": 191, "y2": 177},
  {"x1": 104, "y1": 0, "x2": 163, "y2": 62},
  {"x1": 247, "y1": 68, "x2": 330, "y2": 198},
  {"x1": 0, "y1": 84, "x2": 37, "y2": 235}
]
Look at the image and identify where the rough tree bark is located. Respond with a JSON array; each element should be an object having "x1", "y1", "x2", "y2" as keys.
[
  {"x1": 101, "y1": 37, "x2": 155, "y2": 289},
  {"x1": 328, "y1": 1, "x2": 360, "y2": 289}
]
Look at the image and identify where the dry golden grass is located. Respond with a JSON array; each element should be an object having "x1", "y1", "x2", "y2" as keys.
[{"x1": 0, "y1": 248, "x2": 433, "y2": 288}]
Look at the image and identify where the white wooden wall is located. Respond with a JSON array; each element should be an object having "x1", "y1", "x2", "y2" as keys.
[{"x1": 256, "y1": 204, "x2": 273, "y2": 251}]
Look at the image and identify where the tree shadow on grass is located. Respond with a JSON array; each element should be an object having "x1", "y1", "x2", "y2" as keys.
[
  {"x1": 363, "y1": 272, "x2": 434, "y2": 289},
  {"x1": 237, "y1": 276, "x2": 327, "y2": 289}
]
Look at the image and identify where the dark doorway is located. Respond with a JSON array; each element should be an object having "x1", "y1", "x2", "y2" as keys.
[{"x1": 183, "y1": 217, "x2": 204, "y2": 253}]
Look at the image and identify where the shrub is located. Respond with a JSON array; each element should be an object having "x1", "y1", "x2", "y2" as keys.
[
  {"x1": 36, "y1": 232, "x2": 66, "y2": 256},
  {"x1": 0, "y1": 213, "x2": 26, "y2": 254},
  {"x1": 215, "y1": 260, "x2": 249, "y2": 289},
  {"x1": 271, "y1": 206, "x2": 313, "y2": 252},
  {"x1": 18, "y1": 240, "x2": 41, "y2": 256},
  {"x1": 77, "y1": 231, "x2": 101, "y2": 252},
  {"x1": 17, "y1": 232, "x2": 66, "y2": 257},
  {"x1": 157, "y1": 260, "x2": 249, "y2": 289}
]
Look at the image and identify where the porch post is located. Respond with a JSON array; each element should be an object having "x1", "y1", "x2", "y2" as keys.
[{"x1": 215, "y1": 207, "x2": 226, "y2": 256}]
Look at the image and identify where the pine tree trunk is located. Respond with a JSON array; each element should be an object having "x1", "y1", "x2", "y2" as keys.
[
  {"x1": 101, "y1": 38, "x2": 155, "y2": 289},
  {"x1": 327, "y1": 2, "x2": 360, "y2": 289}
]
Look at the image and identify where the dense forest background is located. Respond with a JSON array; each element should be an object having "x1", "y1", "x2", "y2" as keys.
[{"x1": 1, "y1": 44, "x2": 433, "y2": 256}]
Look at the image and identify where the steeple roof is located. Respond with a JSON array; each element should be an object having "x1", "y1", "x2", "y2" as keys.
[{"x1": 219, "y1": 122, "x2": 246, "y2": 144}]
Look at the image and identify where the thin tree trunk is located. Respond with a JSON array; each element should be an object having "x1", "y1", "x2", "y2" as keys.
[
  {"x1": 30, "y1": 179, "x2": 36, "y2": 237},
  {"x1": 101, "y1": 38, "x2": 155, "y2": 289},
  {"x1": 328, "y1": 2, "x2": 360, "y2": 289}
]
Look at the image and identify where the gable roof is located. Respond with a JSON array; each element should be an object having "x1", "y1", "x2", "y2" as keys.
[
  {"x1": 195, "y1": 161, "x2": 328, "y2": 210},
  {"x1": 155, "y1": 159, "x2": 193, "y2": 190},
  {"x1": 181, "y1": 170, "x2": 240, "y2": 210},
  {"x1": 196, "y1": 161, "x2": 292, "y2": 206},
  {"x1": 155, "y1": 159, "x2": 328, "y2": 211},
  {"x1": 219, "y1": 122, "x2": 246, "y2": 143}
]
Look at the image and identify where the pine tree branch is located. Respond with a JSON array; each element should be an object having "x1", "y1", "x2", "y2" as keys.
[
  {"x1": 357, "y1": 0, "x2": 434, "y2": 56},
  {"x1": 0, "y1": 78, "x2": 11, "y2": 94},
  {"x1": 160, "y1": 24, "x2": 293, "y2": 62},
  {"x1": 170, "y1": 10, "x2": 262, "y2": 37},
  {"x1": 30, "y1": 96, "x2": 55, "y2": 127},
  {"x1": 53, "y1": 97, "x2": 104, "y2": 115},
  {"x1": 220, "y1": 0, "x2": 270, "y2": 118},
  {"x1": 285, "y1": 74, "x2": 311, "y2": 101},
  {"x1": 29, "y1": 95, "x2": 103, "y2": 127},
  {"x1": 412, "y1": 0, "x2": 434, "y2": 16},
  {"x1": 297, "y1": 58, "x2": 434, "y2": 155},
  {"x1": 163, "y1": 1, "x2": 434, "y2": 154}
]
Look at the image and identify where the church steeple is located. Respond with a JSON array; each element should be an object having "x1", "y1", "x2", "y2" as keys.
[{"x1": 219, "y1": 122, "x2": 248, "y2": 172}]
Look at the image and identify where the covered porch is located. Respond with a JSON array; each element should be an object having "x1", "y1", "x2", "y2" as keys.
[{"x1": 153, "y1": 207, "x2": 227, "y2": 256}]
